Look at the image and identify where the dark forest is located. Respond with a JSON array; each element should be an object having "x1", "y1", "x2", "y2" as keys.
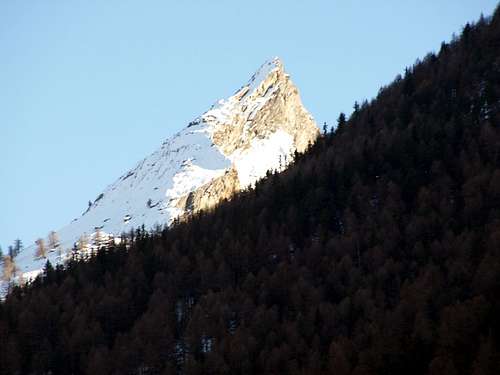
[{"x1": 1, "y1": 8, "x2": 500, "y2": 375}]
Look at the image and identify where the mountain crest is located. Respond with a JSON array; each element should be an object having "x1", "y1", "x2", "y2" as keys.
[
  {"x1": 11, "y1": 58, "x2": 318, "y2": 285},
  {"x1": 246, "y1": 56, "x2": 284, "y2": 91}
]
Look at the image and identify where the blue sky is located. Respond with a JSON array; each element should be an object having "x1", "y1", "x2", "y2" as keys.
[{"x1": 1, "y1": 0, "x2": 498, "y2": 249}]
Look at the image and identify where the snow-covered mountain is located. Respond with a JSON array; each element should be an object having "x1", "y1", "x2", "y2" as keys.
[{"x1": 9, "y1": 57, "x2": 318, "y2": 287}]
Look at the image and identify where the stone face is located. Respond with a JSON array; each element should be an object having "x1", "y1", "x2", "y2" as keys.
[
  {"x1": 176, "y1": 168, "x2": 240, "y2": 215},
  {"x1": 10, "y1": 58, "x2": 318, "y2": 289},
  {"x1": 175, "y1": 58, "x2": 319, "y2": 216},
  {"x1": 209, "y1": 59, "x2": 318, "y2": 156}
]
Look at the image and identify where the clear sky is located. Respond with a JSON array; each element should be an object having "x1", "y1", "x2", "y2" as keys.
[{"x1": 1, "y1": 0, "x2": 498, "y2": 249}]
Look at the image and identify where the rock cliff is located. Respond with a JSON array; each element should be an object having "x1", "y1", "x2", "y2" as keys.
[{"x1": 11, "y1": 57, "x2": 319, "y2": 285}]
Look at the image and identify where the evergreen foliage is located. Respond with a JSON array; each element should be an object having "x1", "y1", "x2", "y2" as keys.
[{"x1": 1, "y1": 9, "x2": 500, "y2": 375}]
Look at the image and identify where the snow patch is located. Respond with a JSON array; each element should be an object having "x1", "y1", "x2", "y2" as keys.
[
  {"x1": 6, "y1": 56, "x2": 317, "y2": 297},
  {"x1": 230, "y1": 130, "x2": 294, "y2": 187}
]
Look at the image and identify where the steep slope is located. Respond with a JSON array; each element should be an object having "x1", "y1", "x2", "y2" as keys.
[
  {"x1": 12, "y1": 57, "x2": 318, "y2": 283},
  {"x1": 2, "y1": 9, "x2": 500, "y2": 375}
]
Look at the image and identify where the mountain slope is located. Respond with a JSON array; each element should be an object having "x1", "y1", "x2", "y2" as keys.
[
  {"x1": 12, "y1": 57, "x2": 318, "y2": 283},
  {"x1": 2, "y1": 9, "x2": 500, "y2": 375}
]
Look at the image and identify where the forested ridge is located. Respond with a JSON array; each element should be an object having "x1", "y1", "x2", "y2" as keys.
[{"x1": 2, "y1": 8, "x2": 500, "y2": 375}]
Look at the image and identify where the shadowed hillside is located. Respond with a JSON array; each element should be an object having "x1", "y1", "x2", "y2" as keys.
[{"x1": 1, "y1": 7, "x2": 500, "y2": 375}]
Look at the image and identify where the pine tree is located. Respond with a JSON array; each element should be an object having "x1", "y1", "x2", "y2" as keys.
[
  {"x1": 8, "y1": 245, "x2": 15, "y2": 259},
  {"x1": 14, "y1": 239, "x2": 23, "y2": 257},
  {"x1": 337, "y1": 112, "x2": 347, "y2": 131},
  {"x1": 43, "y1": 260, "x2": 55, "y2": 282}
]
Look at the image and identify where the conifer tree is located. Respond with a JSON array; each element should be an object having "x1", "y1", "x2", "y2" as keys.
[
  {"x1": 8, "y1": 245, "x2": 14, "y2": 259},
  {"x1": 13, "y1": 238, "x2": 22, "y2": 257},
  {"x1": 337, "y1": 112, "x2": 347, "y2": 131}
]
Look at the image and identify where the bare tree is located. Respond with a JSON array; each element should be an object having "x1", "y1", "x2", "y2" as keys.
[
  {"x1": 48, "y1": 231, "x2": 60, "y2": 250},
  {"x1": 56, "y1": 244, "x2": 63, "y2": 260},
  {"x1": 77, "y1": 233, "x2": 89, "y2": 252},
  {"x1": 94, "y1": 228, "x2": 104, "y2": 248},
  {"x1": 35, "y1": 238, "x2": 47, "y2": 259},
  {"x1": 1, "y1": 256, "x2": 16, "y2": 281}
]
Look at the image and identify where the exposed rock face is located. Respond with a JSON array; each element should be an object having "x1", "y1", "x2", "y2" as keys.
[
  {"x1": 208, "y1": 58, "x2": 318, "y2": 156},
  {"x1": 176, "y1": 57, "x2": 319, "y2": 215},
  {"x1": 12, "y1": 57, "x2": 318, "y2": 286},
  {"x1": 176, "y1": 168, "x2": 240, "y2": 215}
]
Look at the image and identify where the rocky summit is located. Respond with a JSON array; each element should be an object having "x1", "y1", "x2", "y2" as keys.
[{"x1": 12, "y1": 57, "x2": 319, "y2": 284}]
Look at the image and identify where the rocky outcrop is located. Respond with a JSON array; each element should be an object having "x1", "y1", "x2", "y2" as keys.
[
  {"x1": 208, "y1": 58, "x2": 318, "y2": 156},
  {"x1": 12, "y1": 57, "x2": 318, "y2": 288},
  {"x1": 174, "y1": 58, "x2": 319, "y2": 218},
  {"x1": 176, "y1": 167, "x2": 240, "y2": 215}
]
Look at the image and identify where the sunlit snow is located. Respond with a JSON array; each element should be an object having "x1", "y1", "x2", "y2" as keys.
[{"x1": 4, "y1": 57, "x2": 315, "y2": 294}]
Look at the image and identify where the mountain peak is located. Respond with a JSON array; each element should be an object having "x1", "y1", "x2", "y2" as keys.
[
  {"x1": 245, "y1": 57, "x2": 285, "y2": 94},
  {"x1": 254, "y1": 56, "x2": 284, "y2": 76},
  {"x1": 10, "y1": 59, "x2": 318, "y2": 287}
]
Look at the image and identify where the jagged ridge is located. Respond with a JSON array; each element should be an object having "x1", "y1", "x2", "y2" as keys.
[{"x1": 11, "y1": 57, "x2": 318, "y2": 285}]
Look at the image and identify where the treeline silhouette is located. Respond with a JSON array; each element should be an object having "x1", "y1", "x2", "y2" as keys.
[{"x1": 2, "y1": 8, "x2": 500, "y2": 375}]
